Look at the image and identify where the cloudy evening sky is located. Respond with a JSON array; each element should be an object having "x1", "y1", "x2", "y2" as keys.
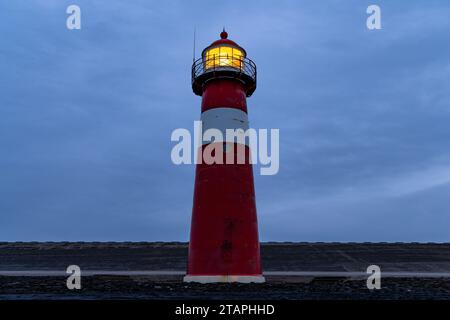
[{"x1": 1, "y1": 0, "x2": 449, "y2": 241}]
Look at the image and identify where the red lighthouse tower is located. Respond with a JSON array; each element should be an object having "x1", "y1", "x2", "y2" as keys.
[{"x1": 184, "y1": 30, "x2": 264, "y2": 283}]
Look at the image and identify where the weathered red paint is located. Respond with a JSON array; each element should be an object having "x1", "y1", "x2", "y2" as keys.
[
  {"x1": 188, "y1": 145, "x2": 262, "y2": 276},
  {"x1": 201, "y1": 79, "x2": 248, "y2": 113}
]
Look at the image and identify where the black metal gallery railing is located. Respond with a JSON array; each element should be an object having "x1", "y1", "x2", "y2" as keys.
[{"x1": 192, "y1": 55, "x2": 257, "y2": 85}]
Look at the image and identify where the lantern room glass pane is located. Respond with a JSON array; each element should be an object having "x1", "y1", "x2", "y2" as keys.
[{"x1": 204, "y1": 46, "x2": 244, "y2": 70}]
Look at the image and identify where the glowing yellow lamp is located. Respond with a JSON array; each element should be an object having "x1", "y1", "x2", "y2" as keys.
[{"x1": 204, "y1": 45, "x2": 244, "y2": 70}]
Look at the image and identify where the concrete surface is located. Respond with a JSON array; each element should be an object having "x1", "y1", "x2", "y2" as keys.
[{"x1": 0, "y1": 242, "x2": 449, "y2": 300}]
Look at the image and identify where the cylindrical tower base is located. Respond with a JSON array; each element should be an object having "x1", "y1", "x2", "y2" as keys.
[{"x1": 183, "y1": 275, "x2": 265, "y2": 283}]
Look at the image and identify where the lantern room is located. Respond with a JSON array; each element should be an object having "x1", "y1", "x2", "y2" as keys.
[
  {"x1": 192, "y1": 30, "x2": 257, "y2": 97},
  {"x1": 203, "y1": 30, "x2": 246, "y2": 70}
]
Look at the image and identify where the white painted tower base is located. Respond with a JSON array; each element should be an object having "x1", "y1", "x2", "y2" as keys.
[{"x1": 183, "y1": 275, "x2": 265, "y2": 283}]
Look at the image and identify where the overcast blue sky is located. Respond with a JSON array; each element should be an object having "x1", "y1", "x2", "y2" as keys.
[{"x1": 1, "y1": 0, "x2": 449, "y2": 242}]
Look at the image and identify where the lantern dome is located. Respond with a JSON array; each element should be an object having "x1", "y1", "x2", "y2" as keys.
[{"x1": 206, "y1": 29, "x2": 247, "y2": 55}]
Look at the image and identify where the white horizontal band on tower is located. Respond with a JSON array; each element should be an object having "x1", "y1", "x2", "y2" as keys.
[{"x1": 200, "y1": 107, "x2": 250, "y2": 146}]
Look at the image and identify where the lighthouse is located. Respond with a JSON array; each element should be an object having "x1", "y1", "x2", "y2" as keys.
[{"x1": 184, "y1": 30, "x2": 264, "y2": 283}]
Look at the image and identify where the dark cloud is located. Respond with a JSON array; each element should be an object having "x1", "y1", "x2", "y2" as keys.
[{"x1": 0, "y1": 1, "x2": 449, "y2": 241}]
